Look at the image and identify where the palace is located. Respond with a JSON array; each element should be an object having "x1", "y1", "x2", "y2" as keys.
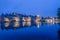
[{"x1": 0, "y1": 13, "x2": 60, "y2": 30}]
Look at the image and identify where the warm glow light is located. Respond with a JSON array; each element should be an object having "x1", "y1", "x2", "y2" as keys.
[
  {"x1": 26, "y1": 16, "x2": 31, "y2": 26},
  {"x1": 46, "y1": 18, "x2": 56, "y2": 24},
  {"x1": 14, "y1": 22, "x2": 20, "y2": 27},
  {"x1": 35, "y1": 17, "x2": 40, "y2": 24},
  {"x1": 26, "y1": 22, "x2": 31, "y2": 26},
  {"x1": 4, "y1": 17, "x2": 10, "y2": 22},
  {"x1": 35, "y1": 16, "x2": 40, "y2": 28},
  {"x1": 13, "y1": 17, "x2": 20, "y2": 22}
]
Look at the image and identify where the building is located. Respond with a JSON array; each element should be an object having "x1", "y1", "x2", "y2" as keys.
[
  {"x1": 45, "y1": 17, "x2": 60, "y2": 24},
  {"x1": 4, "y1": 17, "x2": 10, "y2": 22},
  {"x1": 22, "y1": 17, "x2": 26, "y2": 22},
  {"x1": 45, "y1": 17, "x2": 54, "y2": 23},
  {"x1": 12, "y1": 17, "x2": 20, "y2": 22},
  {"x1": 35, "y1": 15, "x2": 40, "y2": 28},
  {"x1": 0, "y1": 13, "x2": 41, "y2": 29},
  {"x1": 26, "y1": 16, "x2": 31, "y2": 22}
]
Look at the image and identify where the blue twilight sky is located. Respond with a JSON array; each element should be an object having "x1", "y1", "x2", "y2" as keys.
[{"x1": 0, "y1": 0, "x2": 60, "y2": 17}]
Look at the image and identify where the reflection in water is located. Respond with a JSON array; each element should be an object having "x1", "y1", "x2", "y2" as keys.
[
  {"x1": 58, "y1": 22, "x2": 60, "y2": 40},
  {"x1": 1, "y1": 21, "x2": 41, "y2": 29},
  {"x1": 52, "y1": 22, "x2": 55, "y2": 24},
  {"x1": 0, "y1": 18, "x2": 60, "y2": 40},
  {"x1": 58, "y1": 23, "x2": 60, "y2": 26},
  {"x1": 46, "y1": 22, "x2": 55, "y2": 25},
  {"x1": 26, "y1": 22, "x2": 31, "y2": 26},
  {"x1": 37, "y1": 22, "x2": 41, "y2": 28},
  {"x1": 22, "y1": 21, "x2": 26, "y2": 26},
  {"x1": 0, "y1": 23, "x2": 1, "y2": 27},
  {"x1": 35, "y1": 16, "x2": 40, "y2": 28},
  {"x1": 58, "y1": 29, "x2": 60, "y2": 40},
  {"x1": 1, "y1": 21, "x2": 60, "y2": 30},
  {"x1": 26, "y1": 16, "x2": 31, "y2": 26},
  {"x1": 4, "y1": 22, "x2": 10, "y2": 27},
  {"x1": 13, "y1": 22, "x2": 20, "y2": 27}
]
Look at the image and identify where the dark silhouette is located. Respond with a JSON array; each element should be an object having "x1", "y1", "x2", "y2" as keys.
[
  {"x1": 57, "y1": 8, "x2": 60, "y2": 19},
  {"x1": 57, "y1": 8, "x2": 60, "y2": 25},
  {"x1": 57, "y1": 8, "x2": 60, "y2": 40}
]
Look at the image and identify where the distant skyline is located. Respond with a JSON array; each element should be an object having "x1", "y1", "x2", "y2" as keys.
[{"x1": 0, "y1": 0, "x2": 60, "y2": 17}]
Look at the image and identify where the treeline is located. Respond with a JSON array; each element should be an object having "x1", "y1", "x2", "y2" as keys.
[{"x1": 57, "y1": 8, "x2": 60, "y2": 19}]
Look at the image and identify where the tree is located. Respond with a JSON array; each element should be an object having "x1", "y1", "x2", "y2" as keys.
[
  {"x1": 57, "y1": 8, "x2": 60, "y2": 19},
  {"x1": 57, "y1": 8, "x2": 60, "y2": 40},
  {"x1": 57, "y1": 8, "x2": 60, "y2": 27}
]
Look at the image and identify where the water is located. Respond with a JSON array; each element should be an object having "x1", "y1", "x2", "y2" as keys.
[{"x1": 0, "y1": 22, "x2": 60, "y2": 40}]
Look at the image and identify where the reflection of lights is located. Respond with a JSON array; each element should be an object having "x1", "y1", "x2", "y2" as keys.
[
  {"x1": 52, "y1": 18, "x2": 55, "y2": 24},
  {"x1": 46, "y1": 18, "x2": 55, "y2": 24},
  {"x1": 46, "y1": 19, "x2": 52, "y2": 23},
  {"x1": 13, "y1": 17, "x2": 20, "y2": 22},
  {"x1": 36, "y1": 22, "x2": 41, "y2": 28},
  {"x1": 14, "y1": 22, "x2": 20, "y2": 27},
  {"x1": 37, "y1": 24, "x2": 40, "y2": 28},
  {"x1": 26, "y1": 22, "x2": 31, "y2": 26},
  {"x1": 36, "y1": 15, "x2": 40, "y2": 22},
  {"x1": 35, "y1": 16, "x2": 40, "y2": 28},
  {"x1": 4, "y1": 22, "x2": 10, "y2": 27},
  {"x1": 36, "y1": 20, "x2": 40, "y2": 24},
  {"x1": 26, "y1": 16, "x2": 31, "y2": 26},
  {"x1": 35, "y1": 17, "x2": 40, "y2": 24},
  {"x1": 52, "y1": 22, "x2": 54, "y2": 24},
  {"x1": 22, "y1": 21, "x2": 26, "y2": 26}
]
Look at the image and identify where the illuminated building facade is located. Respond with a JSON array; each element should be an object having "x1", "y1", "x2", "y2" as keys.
[{"x1": 0, "y1": 13, "x2": 59, "y2": 30}]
